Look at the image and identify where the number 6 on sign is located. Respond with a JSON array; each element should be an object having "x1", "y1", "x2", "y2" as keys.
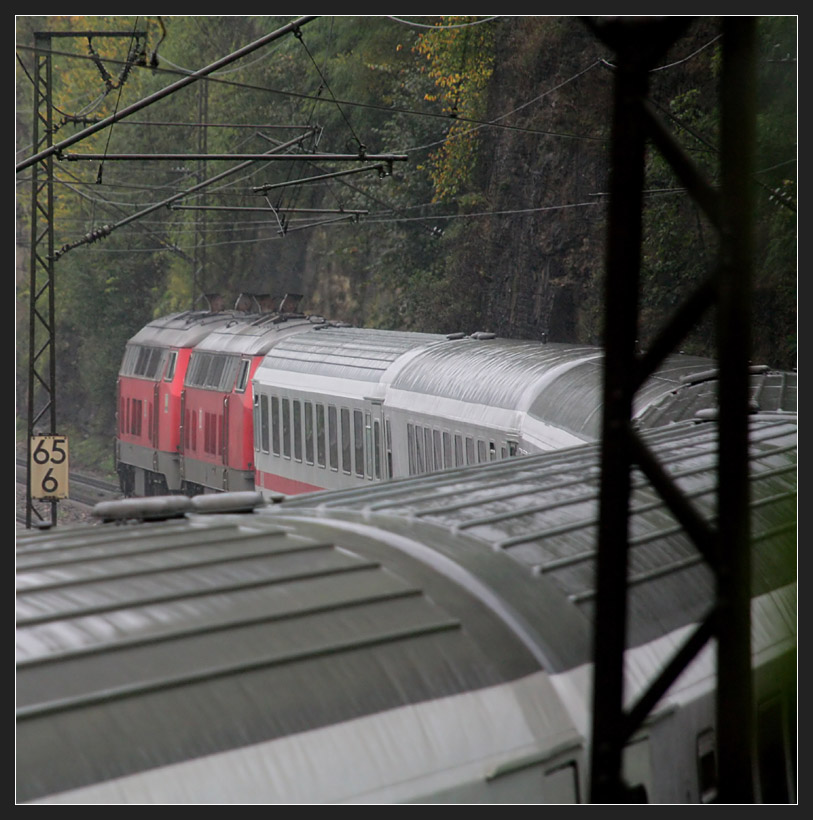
[{"x1": 30, "y1": 435, "x2": 70, "y2": 500}]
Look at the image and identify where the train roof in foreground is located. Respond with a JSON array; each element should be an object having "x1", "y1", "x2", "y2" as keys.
[{"x1": 16, "y1": 414, "x2": 796, "y2": 804}]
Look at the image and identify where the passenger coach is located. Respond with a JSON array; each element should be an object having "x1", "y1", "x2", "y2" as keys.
[
  {"x1": 250, "y1": 326, "x2": 760, "y2": 499},
  {"x1": 17, "y1": 415, "x2": 797, "y2": 803}
]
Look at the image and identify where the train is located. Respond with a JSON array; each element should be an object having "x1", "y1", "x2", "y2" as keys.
[
  {"x1": 17, "y1": 413, "x2": 797, "y2": 803},
  {"x1": 115, "y1": 296, "x2": 797, "y2": 501}
]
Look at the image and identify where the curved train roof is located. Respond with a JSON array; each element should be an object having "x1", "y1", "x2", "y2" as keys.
[
  {"x1": 253, "y1": 325, "x2": 449, "y2": 385},
  {"x1": 252, "y1": 326, "x2": 796, "y2": 445},
  {"x1": 636, "y1": 366, "x2": 797, "y2": 429},
  {"x1": 126, "y1": 310, "x2": 254, "y2": 350},
  {"x1": 390, "y1": 339, "x2": 602, "y2": 411},
  {"x1": 17, "y1": 416, "x2": 796, "y2": 802},
  {"x1": 191, "y1": 313, "x2": 332, "y2": 356},
  {"x1": 268, "y1": 414, "x2": 797, "y2": 671}
]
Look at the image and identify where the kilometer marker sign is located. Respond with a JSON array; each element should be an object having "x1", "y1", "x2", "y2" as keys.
[{"x1": 30, "y1": 435, "x2": 69, "y2": 500}]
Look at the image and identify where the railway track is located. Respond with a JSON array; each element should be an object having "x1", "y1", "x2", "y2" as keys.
[{"x1": 16, "y1": 458, "x2": 121, "y2": 527}]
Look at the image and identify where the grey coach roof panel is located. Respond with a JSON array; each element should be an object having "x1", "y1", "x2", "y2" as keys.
[
  {"x1": 390, "y1": 340, "x2": 603, "y2": 410},
  {"x1": 254, "y1": 326, "x2": 448, "y2": 383},
  {"x1": 637, "y1": 368, "x2": 798, "y2": 429},
  {"x1": 273, "y1": 416, "x2": 797, "y2": 668},
  {"x1": 526, "y1": 352, "x2": 717, "y2": 439},
  {"x1": 16, "y1": 511, "x2": 540, "y2": 803}
]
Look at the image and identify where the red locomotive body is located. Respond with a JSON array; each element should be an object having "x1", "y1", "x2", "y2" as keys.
[
  {"x1": 177, "y1": 303, "x2": 329, "y2": 495},
  {"x1": 116, "y1": 310, "x2": 248, "y2": 496}
]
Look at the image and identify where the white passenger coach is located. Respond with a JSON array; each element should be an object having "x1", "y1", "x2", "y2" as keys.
[{"x1": 250, "y1": 326, "x2": 724, "y2": 498}]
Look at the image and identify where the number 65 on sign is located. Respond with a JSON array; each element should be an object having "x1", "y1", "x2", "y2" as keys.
[{"x1": 30, "y1": 435, "x2": 70, "y2": 500}]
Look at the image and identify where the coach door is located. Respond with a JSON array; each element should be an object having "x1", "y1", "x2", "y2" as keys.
[{"x1": 367, "y1": 400, "x2": 387, "y2": 481}]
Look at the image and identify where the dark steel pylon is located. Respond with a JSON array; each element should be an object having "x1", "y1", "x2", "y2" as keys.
[{"x1": 585, "y1": 17, "x2": 758, "y2": 803}]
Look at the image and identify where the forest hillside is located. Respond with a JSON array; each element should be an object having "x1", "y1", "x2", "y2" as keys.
[{"x1": 15, "y1": 16, "x2": 797, "y2": 469}]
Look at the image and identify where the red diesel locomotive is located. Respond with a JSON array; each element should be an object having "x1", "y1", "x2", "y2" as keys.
[{"x1": 116, "y1": 294, "x2": 330, "y2": 497}]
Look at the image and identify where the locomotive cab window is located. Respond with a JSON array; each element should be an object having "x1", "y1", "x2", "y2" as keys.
[
  {"x1": 164, "y1": 350, "x2": 177, "y2": 382},
  {"x1": 235, "y1": 359, "x2": 250, "y2": 393}
]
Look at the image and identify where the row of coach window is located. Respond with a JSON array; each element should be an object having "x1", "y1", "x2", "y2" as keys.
[
  {"x1": 255, "y1": 394, "x2": 386, "y2": 481},
  {"x1": 406, "y1": 423, "x2": 515, "y2": 475}
]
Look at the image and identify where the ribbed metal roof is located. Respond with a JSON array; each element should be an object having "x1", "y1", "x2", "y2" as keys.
[
  {"x1": 16, "y1": 505, "x2": 541, "y2": 803},
  {"x1": 637, "y1": 367, "x2": 798, "y2": 428},
  {"x1": 525, "y1": 352, "x2": 719, "y2": 439},
  {"x1": 254, "y1": 326, "x2": 449, "y2": 384},
  {"x1": 390, "y1": 340, "x2": 602, "y2": 410},
  {"x1": 272, "y1": 416, "x2": 796, "y2": 669},
  {"x1": 17, "y1": 416, "x2": 796, "y2": 803}
]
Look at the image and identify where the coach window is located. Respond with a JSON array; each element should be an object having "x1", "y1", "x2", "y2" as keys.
[
  {"x1": 235, "y1": 359, "x2": 250, "y2": 393},
  {"x1": 341, "y1": 408, "x2": 352, "y2": 474},
  {"x1": 415, "y1": 426, "x2": 425, "y2": 474},
  {"x1": 304, "y1": 401, "x2": 314, "y2": 464},
  {"x1": 466, "y1": 436, "x2": 475, "y2": 465},
  {"x1": 353, "y1": 410, "x2": 365, "y2": 477},
  {"x1": 317, "y1": 404, "x2": 327, "y2": 468},
  {"x1": 164, "y1": 350, "x2": 177, "y2": 382},
  {"x1": 364, "y1": 412, "x2": 374, "y2": 479},
  {"x1": 282, "y1": 398, "x2": 291, "y2": 458},
  {"x1": 490, "y1": 442, "x2": 497, "y2": 461},
  {"x1": 328, "y1": 405, "x2": 339, "y2": 470},
  {"x1": 271, "y1": 396, "x2": 280, "y2": 456},
  {"x1": 696, "y1": 729, "x2": 717, "y2": 803},
  {"x1": 433, "y1": 429, "x2": 443, "y2": 469},
  {"x1": 454, "y1": 434, "x2": 463, "y2": 467},
  {"x1": 757, "y1": 696, "x2": 791, "y2": 802},
  {"x1": 293, "y1": 400, "x2": 303, "y2": 462},
  {"x1": 407, "y1": 424, "x2": 416, "y2": 475},
  {"x1": 477, "y1": 439, "x2": 486, "y2": 463},
  {"x1": 374, "y1": 419, "x2": 382, "y2": 479},
  {"x1": 385, "y1": 419, "x2": 393, "y2": 478},
  {"x1": 443, "y1": 432, "x2": 452, "y2": 468},
  {"x1": 424, "y1": 428, "x2": 434, "y2": 472}
]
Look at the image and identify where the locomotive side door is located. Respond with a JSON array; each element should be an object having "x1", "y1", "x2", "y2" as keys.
[
  {"x1": 222, "y1": 394, "x2": 230, "y2": 466},
  {"x1": 179, "y1": 388, "x2": 187, "y2": 481}
]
